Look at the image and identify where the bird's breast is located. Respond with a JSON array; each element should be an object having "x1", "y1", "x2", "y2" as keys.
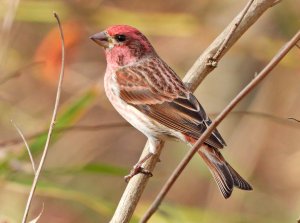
[{"x1": 104, "y1": 71, "x2": 172, "y2": 139}]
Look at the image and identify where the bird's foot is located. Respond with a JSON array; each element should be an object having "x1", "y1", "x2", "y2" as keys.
[
  {"x1": 124, "y1": 164, "x2": 153, "y2": 182},
  {"x1": 124, "y1": 152, "x2": 155, "y2": 182}
]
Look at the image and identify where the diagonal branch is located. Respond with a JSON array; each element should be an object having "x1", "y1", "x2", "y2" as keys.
[
  {"x1": 207, "y1": 0, "x2": 255, "y2": 67},
  {"x1": 141, "y1": 29, "x2": 300, "y2": 223},
  {"x1": 183, "y1": 0, "x2": 280, "y2": 91},
  {"x1": 21, "y1": 12, "x2": 65, "y2": 223},
  {"x1": 110, "y1": 0, "x2": 281, "y2": 222}
]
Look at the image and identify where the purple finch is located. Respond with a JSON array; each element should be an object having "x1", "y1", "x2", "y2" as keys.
[{"x1": 90, "y1": 25, "x2": 252, "y2": 198}]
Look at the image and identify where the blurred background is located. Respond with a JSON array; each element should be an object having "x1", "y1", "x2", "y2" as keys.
[{"x1": 0, "y1": 0, "x2": 299, "y2": 222}]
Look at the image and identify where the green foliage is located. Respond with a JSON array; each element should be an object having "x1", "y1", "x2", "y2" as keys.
[{"x1": 5, "y1": 176, "x2": 113, "y2": 217}]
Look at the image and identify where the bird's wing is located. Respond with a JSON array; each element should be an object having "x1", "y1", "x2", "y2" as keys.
[{"x1": 116, "y1": 58, "x2": 226, "y2": 149}]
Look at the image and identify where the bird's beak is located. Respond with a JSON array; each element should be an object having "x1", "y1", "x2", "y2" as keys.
[{"x1": 89, "y1": 31, "x2": 109, "y2": 48}]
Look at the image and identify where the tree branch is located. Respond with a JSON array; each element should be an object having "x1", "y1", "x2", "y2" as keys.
[
  {"x1": 207, "y1": 0, "x2": 255, "y2": 67},
  {"x1": 21, "y1": 12, "x2": 65, "y2": 223},
  {"x1": 110, "y1": 1, "x2": 281, "y2": 222},
  {"x1": 141, "y1": 29, "x2": 300, "y2": 223},
  {"x1": 183, "y1": 0, "x2": 280, "y2": 91}
]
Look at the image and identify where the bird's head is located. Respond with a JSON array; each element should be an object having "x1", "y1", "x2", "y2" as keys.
[{"x1": 90, "y1": 25, "x2": 156, "y2": 68}]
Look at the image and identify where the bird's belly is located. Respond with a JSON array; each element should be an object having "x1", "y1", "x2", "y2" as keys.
[
  {"x1": 106, "y1": 89, "x2": 161, "y2": 138},
  {"x1": 104, "y1": 75, "x2": 183, "y2": 140}
]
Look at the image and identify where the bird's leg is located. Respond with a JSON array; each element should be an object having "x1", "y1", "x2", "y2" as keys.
[{"x1": 124, "y1": 152, "x2": 154, "y2": 182}]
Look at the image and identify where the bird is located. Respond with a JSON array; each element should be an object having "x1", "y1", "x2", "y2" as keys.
[{"x1": 90, "y1": 25, "x2": 252, "y2": 198}]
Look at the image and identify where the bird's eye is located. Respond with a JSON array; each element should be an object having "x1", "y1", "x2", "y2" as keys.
[{"x1": 115, "y1": 34, "x2": 126, "y2": 42}]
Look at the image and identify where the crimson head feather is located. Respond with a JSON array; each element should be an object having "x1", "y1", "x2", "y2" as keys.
[{"x1": 90, "y1": 25, "x2": 156, "y2": 68}]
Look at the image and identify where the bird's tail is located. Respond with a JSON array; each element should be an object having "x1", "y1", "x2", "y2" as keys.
[{"x1": 198, "y1": 144, "x2": 252, "y2": 198}]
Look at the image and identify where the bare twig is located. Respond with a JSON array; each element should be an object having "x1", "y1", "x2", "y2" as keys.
[
  {"x1": 207, "y1": 0, "x2": 254, "y2": 67},
  {"x1": 0, "y1": 122, "x2": 129, "y2": 148},
  {"x1": 141, "y1": 30, "x2": 300, "y2": 222},
  {"x1": 288, "y1": 117, "x2": 300, "y2": 123},
  {"x1": 11, "y1": 120, "x2": 36, "y2": 173},
  {"x1": 2, "y1": 111, "x2": 300, "y2": 149},
  {"x1": 21, "y1": 12, "x2": 65, "y2": 223},
  {"x1": 110, "y1": 0, "x2": 281, "y2": 222},
  {"x1": 2, "y1": 111, "x2": 299, "y2": 149},
  {"x1": 216, "y1": 111, "x2": 300, "y2": 129}
]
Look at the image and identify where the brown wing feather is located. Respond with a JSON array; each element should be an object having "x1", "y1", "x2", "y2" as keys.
[{"x1": 115, "y1": 57, "x2": 226, "y2": 149}]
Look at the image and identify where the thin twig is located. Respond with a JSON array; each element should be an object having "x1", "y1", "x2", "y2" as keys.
[
  {"x1": 110, "y1": 1, "x2": 280, "y2": 222},
  {"x1": 215, "y1": 111, "x2": 300, "y2": 129},
  {"x1": 0, "y1": 122, "x2": 129, "y2": 148},
  {"x1": 11, "y1": 120, "x2": 36, "y2": 174},
  {"x1": 288, "y1": 117, "x2": 300, "y2": 123},
  {"x1": 141, "y1": 30, "x2": 300, "y2": 222},
  {"x1": 1, "y1": 111, "x2": 299, "y2": 149},
  {"x1": 2, "y1": 111, "x2": 300, "y2": 149},
  {"x1": 207, "y1": 0, "x2": 254, "y2": 67},
  {"x1": 21, "y1": 12, "x2": 65, "y2": 223}
]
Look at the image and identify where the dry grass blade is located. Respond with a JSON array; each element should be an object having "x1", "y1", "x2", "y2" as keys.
[
  {"x1": 11, "y1": 120, "x2": 36, "y2": 173},
  {"x1": 21, "y1": 12, "x2": 65, "y2": 223},
  {"x1": 28, "y1": 203, "x2": 44, "y2": 223}
]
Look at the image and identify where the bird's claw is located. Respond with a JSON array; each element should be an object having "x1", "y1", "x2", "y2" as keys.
[{"x1": 124, "y1": 165, "x2": 153, "y2": 183}]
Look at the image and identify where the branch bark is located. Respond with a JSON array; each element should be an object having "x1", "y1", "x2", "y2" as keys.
[
  {"x1": 110, "y1": 0, "x2": 280, "y2": 222},
  {"x1": 183, "y1": 0, "x2": 280, "y2": 91}
]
